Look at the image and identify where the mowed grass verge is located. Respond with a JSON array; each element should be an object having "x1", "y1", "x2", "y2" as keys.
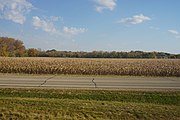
[{"x1": 0, "y1": 88, "x2": 179, "y2": 120}]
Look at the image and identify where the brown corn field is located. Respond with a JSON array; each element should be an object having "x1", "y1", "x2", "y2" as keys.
[{"x1": 0, "y1": 57, "x2": 180, "y2": 77}]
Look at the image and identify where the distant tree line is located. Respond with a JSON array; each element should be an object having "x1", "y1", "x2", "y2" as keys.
[
  {"x1": 0, "y1": 37, "x2": 180, "y2": 58},
  {"x1": 37, "y1": 50, "x2": 180, "y2": 59}
]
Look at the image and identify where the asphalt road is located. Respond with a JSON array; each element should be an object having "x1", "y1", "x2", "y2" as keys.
[{"x1": 0, "y1": 75, "x2": 180, "y2": 89}]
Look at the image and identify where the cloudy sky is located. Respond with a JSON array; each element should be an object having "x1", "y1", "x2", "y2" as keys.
[{"x1": 0, "y1": 0, "x2": 180, "y2": 53}]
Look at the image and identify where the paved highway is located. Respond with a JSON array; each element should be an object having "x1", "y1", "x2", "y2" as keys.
[{"x1": 0, "y1": 75, "x2": 180, "y2": 89}]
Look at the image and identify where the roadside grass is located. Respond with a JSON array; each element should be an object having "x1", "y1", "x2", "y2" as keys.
[
  {"x1": 0, "y1": 88, "x2": 179, "y2": 105},
  {"x1": 0, "y1": 88, "x2": 180, "y2": 119},
  {"x1": 0, "y1": 73, "x2": 179, "y2": 79}
]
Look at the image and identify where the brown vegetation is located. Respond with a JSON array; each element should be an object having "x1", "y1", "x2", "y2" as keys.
[
  {"x1": 0, "y1": 57, "x2": 180, "y2": 76},
  {"x1": 0, "y1": 37, "x2": 25, "y2": 57}
]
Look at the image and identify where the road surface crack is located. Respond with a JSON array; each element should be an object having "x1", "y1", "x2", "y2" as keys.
[
  {"x1": 39, "y1": 75, "x2": 56, "y2": 87},
  {"x1": 92, "y1": 78, "x2": 97, "y2": 88}
]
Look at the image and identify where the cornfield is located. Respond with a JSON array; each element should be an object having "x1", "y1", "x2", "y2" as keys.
[{"x1": 0, "y1": 57, "x2": 180, "y2": 77}]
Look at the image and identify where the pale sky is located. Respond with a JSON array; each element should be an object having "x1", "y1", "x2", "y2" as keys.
[{"x1": 0, "y1": 0, "x2": 180, "y2": 53}]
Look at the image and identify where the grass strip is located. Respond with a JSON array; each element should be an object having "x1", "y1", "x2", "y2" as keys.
[
  {"x1": 0, "y1": 97, "x2": 179, "y2": 120},
  {"x1": 0, "y1": 88, "x2": 179, "y2": 119},
  {"x1": 0, "y1": 88, "x2": 179, "y2": 105}
]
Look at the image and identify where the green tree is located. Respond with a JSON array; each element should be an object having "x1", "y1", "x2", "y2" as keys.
[
  {"x1": 0, "y1": 45, "x2": 9, "y2": 57},
  {"x1": 0, "y1": 37, "x2": 25, "y2": 57},
  {"x1": 28, "y1": 48, "x2": 39, "y2": 57}
]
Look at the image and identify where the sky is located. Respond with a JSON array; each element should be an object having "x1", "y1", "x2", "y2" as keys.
[{"x1": 0, "y1": 0, "x2": 180, "y2": 53}]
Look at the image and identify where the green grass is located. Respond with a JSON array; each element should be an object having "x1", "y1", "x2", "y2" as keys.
[
  {"x1": 0, "y1": 72, "x2": 164, "y2": 78},
  {"x1": 0, "y1": 88, "x2": 180, "y2": 120}
]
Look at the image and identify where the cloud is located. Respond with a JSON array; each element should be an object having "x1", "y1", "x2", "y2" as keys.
[
  {"x1": 0, "y1": 0, "x2": 33, "y2": 24},
  {"x1": 118, "y1": 14, "x2": 151, "y2": 25},
  {"x1": 50, "y1": 16, "x2": 63, "y2": 22},
  {"x1": 168, "y1": 29, "x2": 180, "y2": 39},
  {"x1": 32, "y1": 16, "x2": 87, "y2": 37},
  {"x1": 95, "y1": 0, "x2": 117, "y2": 12},
  {"x1": 63, "y1": 27, "x2": 87, "y2": 35},
  {"x1": 32, "y1": 16, "x2": 57, "y2": 34},
  {"x1": 168, "y1": 30, "x2": 179, "y2": 35}
]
